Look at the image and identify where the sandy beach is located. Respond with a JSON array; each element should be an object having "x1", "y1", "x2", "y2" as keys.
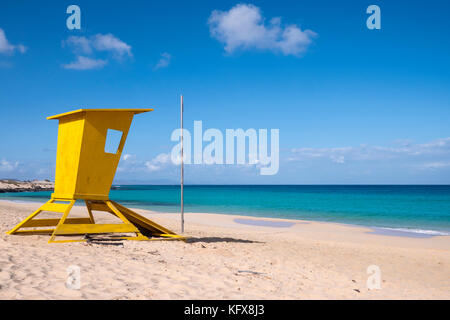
[{"x1": 0, "y1": 200, "x2": 449, "y2": 300}]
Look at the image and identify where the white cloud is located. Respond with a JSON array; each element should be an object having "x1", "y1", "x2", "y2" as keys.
[
  {"x1": 123, "y1": 154, "x2": 135, "y2": 161},
  {"x1": 0, "y1": 28, "x2": 26, "y2": 55},
  {"x1": 64, "y1": 36, "x2": 92, "y2": 55},
  {"x1": 208, "y1": 4, "x2": 316, "y2": 56},
  {"x1": 331, "y1": 155, "x2": 345, "y2": 164},
  {"x1": 63, "y1": 33, "x2": 131, "y2": 70},
  {"x1": 416, "y1": 162, "x2": 450, "y2": 170},
  {"x1": 145, "y1": 162, "x2": 160, "y2": 171},
  {"x1": 91, "y1": 33, "x2": 132, "y2": 59},
  {"x1": 290, "y1": 137, "x2": 450, "y2": 166},
  {"x1": 63, "y1": 56, "x2": 107, "y2": 70},
  {"x1": 144, "y1": 153, "x2": 171, "y2": 171},
  {"x1": 154, "y1": 52, "x2": 171, "y2": 70},
  {"x1": 0, "y1": 159, "x2": 19, "y2": 172},
  {"x1": 118, "y1": 153, "x2": 172, "y2": 173},
  {"x1": 153, "y1": 153, "x2": 170, "y2": 164}
]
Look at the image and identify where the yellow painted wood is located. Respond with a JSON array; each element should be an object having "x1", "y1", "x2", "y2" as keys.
[
  {"x1": 48, "y1": 239, "x2": 88, "y2": 243},
  {"x1": 47, "y1": 109, "x2": 153, "y2": 120},
  {"x1": 9, "y1": 109, "x2": 186, "y2": 243},
  {"x1": 154, "y1": 233, "x2": 187, "y2": 239},
  {"x1": 111, "y1": 201, "x2": 177, "y2": 235},
  {"x1": 52, "y1": 194, "x2": 109, "y2": 201},
  {"x1": 21, "y1": 218, "x2": 92, "y2": 228},
  {"x1": 48, "y1": 234, "x2": 185, "y2": 243},
  {"x1": 88, "y1": 201, "x2": 113, "y2": 213},
  {"x1": 105, "y1": 201, "x2": 134, "y2": 225},
  {"x1": 49, "y1": 235, "x2": 149, "y2": 243},
  {"x1": 50, "y1": 109, "x2": 152, "y2": 200},
  {"x1": 145, "y1": 237, "x2": 187, "y2": 241},
  {"x1": 14, "y1": 229, "x2": 55, "y2": 235},
  {"x1": 6, "y1": 200, "x2": 52, "y2": 234},
  {"x1": 47, "y1": 200, "x2": 76, "y2": 243},
  {"x1": 52, "y1": 113, "x2": 85, "y2": 199},
  {"x1": 41, "y1": 202, "x2": 73, "y2": 213},
  {"x1": 54, "y1": 223, "x2": 139, "y2": 235},
  {"x1": 84, "y1": 200, "x2": 95, "y2": 223}
]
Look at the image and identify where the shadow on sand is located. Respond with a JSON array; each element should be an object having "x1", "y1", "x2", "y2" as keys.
[{"x1": 186, "y1": 237, "x2": 263, "y2": 244}]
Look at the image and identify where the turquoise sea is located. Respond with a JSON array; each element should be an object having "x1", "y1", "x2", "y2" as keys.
[{"x1": 1, "y1": 185, "x2": 450, "y2": 236}]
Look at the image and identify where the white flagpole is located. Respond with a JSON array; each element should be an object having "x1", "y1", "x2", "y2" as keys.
[{"x1": 180, "y1": 95, "x2": 184, "y2": 233}]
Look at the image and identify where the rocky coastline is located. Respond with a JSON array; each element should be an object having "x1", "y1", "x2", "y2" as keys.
[{"x1": 0, "y1": 180, "x2": 54, "y2": 193}]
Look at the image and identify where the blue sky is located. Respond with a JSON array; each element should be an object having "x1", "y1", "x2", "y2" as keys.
[{"x1": 0, "y1": 0, "x2": 449, "y2": 184}]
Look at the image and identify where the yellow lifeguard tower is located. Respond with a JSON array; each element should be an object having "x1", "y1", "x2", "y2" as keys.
[{"x1": 7, "y1": 109, "x2": 184, "y2": 243}]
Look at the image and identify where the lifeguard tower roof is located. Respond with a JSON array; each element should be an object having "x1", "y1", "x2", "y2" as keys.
[{"x1": 47, "y1": 108, "x2": 153, "y2": 120}]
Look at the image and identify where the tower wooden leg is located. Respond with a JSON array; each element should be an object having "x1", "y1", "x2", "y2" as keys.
[
  {"x1": 48, "y1": 200, "x2": 76, "y2": 243},
  {"x1": 110, "y1": 201, "x2": 186, "y2": 241},
  {"x1": 84, "y1": 200, "x2": 95, "y2": 224},
  {"x1": 6, "y1": 200, "x2": 53, "y2": 235},
  {"x1": 7, "y1": 198, "x2": 186, "y2": 243},
  {"x1": 105, "y1": 201, "x2": 149, "y2": 240}
]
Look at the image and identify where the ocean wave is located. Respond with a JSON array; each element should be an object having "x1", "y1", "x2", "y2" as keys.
[{"x1": 377, "y1": 227, "x2": 450, "y2": 236}]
